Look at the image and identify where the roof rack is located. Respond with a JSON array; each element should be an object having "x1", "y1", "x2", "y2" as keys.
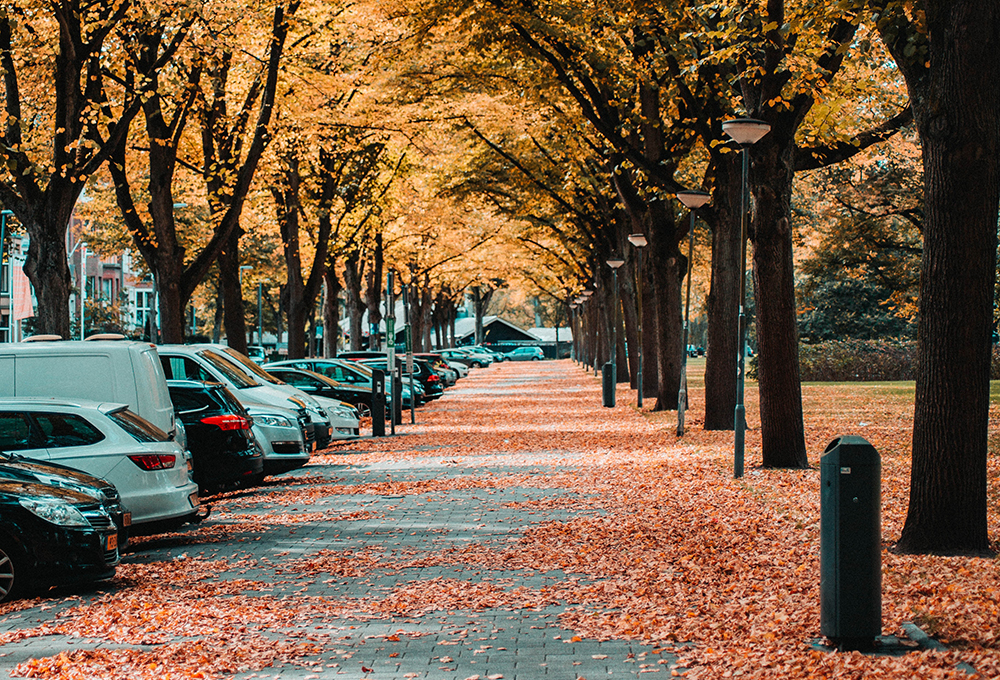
[{"x1": 22, "y1": 335, "x2": 63, "y2": 342}]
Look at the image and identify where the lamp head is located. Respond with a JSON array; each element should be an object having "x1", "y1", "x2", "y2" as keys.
[
  {"x1": 606, "y1": 255, "x2": 625, "y2": 269},
  {"x1": 627, "y1": 233, "x2": 648, "y2": 248},
  {"x1": 722, "y1": 118, "x2": 771, "y2": 146},
  {"x1": 676, "y1": 189, "x2": 711, "y2": 209}
]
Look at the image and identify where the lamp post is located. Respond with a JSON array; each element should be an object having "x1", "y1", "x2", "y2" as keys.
[
  {"x1": 723, "y1": 117, "x2": 770, "y2": 478},
  {"x1": 675, "y1": 190, "x2": 711, "y2": 436},
  {"x1": 257, "y1": 282, "x2": 263, "y2": 347},
  {"x1": 569, "y1": 302, "x2": 579, "y2": 362},
  {"x1": 627, "y1": 233, "x2": 647, "y2": 407},
  {"x1": 239, "y1": 265, "x2": 252, "y2": 347},
  {"x1": 582, "y1": 290, "x2": 595, "y2": 373},
  {"x1": 604, "y1": 256, "x2": 625, "y2": 407},
  {"x1": 1, "y1": 210, "x2": 12, "y2": 342}
]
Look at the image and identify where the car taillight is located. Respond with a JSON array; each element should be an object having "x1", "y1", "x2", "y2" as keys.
[
  {"x1": 200, "y1": 414, "x2": 251, "y2": 431},
  {"x1": 128, "y1": 454, "x2": 176, "y2": 470},
  {"x1": 427, "y1": 373, "x2": 440, "y2": 383}
]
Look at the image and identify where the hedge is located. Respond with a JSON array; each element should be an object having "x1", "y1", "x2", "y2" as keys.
[{"x1": 747, "y1": 340, "x2": 1000, "y2": 382}]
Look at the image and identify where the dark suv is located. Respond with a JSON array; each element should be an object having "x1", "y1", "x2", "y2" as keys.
[{"x1": 166, "y1": 381, "x2": 264, "y2": 493}]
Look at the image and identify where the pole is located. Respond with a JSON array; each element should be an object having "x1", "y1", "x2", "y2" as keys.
[
  {"x1": 402, "y1": 283, "x2": 414, "y2": 424},
  {"x1": 734, "y1": 145, "x2": 749, "y2": 478},
  {"x1": 80, "y1": 244, "x2": 87, "y2": 340},
  {"x1": 678, "y1": 210, "x2": 695, "y2": 436},
  {"x1": 386, "y1": 271, "x2": 396, "y2": 435},
  {"x1": 0, "y1": 210, "x2": 7, "y2": 342},
  {"x1": 257, "y1": 282, "x2": 263, "y2": 347},
  {"x1": 636, "y1": 250, "x2": 644, "y2": 408}
]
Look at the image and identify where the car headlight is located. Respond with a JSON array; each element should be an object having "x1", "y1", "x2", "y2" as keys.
[
  {"x1": 20, "y1": 499, "x2": 91, "y2": 527},
  {"x1": 331, "y1": 406, "x2": 358, "y2": 419},
  {"x1": 253, "y1": 414, "x2": 294, "y2": 428}
]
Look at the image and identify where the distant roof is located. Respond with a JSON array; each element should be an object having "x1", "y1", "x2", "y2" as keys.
[
  {"x1": 454, "y1": 316, "x2": 540, "y2": 343},
  {"x1": 529, "y1": 327, "x2": 572, "y2": 343}
]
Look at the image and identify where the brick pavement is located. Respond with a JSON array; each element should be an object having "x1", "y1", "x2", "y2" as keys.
[{"x1": 0, "y1": 362, "x2": 684, "y2": 679}]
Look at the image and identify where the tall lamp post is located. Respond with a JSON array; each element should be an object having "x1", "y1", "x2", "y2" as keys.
[
  {"x1": 569, "y1": 302, "x2": 579, "y2": 362},
  {"x1": 675, "y1": 190, "x2": 711, "y2": 436},
  {"x1": 582, "y1": 290, "x2": 595, "y2": 373},
  {"x1": 627, "y1": 234, "x2": 647, "y2": 408},
  {"x1": 723, "y1": 117, "x2": 771, "y2": 478},
  {"x1": 604, "y1": 256, "x2": 625, "y2": 407},
  {"x1": 1, "y1": 210, "x2": 12, "y2": 342}
]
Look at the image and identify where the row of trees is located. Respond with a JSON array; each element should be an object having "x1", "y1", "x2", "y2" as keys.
[{"x1": 1, "y1": 1, "x2": 997, "y2": 554}]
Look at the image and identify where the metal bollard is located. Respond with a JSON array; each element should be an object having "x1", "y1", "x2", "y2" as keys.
[
  {"x1": 820, "y1": 435, "x2": 881, "y2": 651},
  {"x1": 602, "y1": 362, "x2": 616, "y2": 407},
  {"x1": 371, "y1": 369, "x2": 385, "y2": 437}
]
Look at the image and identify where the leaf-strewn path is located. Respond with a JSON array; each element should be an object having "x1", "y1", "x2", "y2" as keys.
[{"x1": 0, "y1": 359, "x2": 997, "y2": 679}]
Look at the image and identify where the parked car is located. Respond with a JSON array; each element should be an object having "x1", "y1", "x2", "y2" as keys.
[
  {"x1": 439, "y1": 348, "x2": 493, "y2": 368},
  {"x1": 0, "y1": 398, "x2": 202, "y2": 530},
  {"x1": 262, "y1": 367, "x2": 374, "y2": 418},
  {"x1": 246, "y1": 346, "x2": 268, "y2": 364},
  {"x1": 0, "y1": 478, "x2": 120, "y2": 601},
  {"x1": 331, "y1": 355, "x2": 421, "y2": 408},
  {"x1": 242, "y1": 403, "x2": 309, "y2": 476},
  {"x1": 505, "y1": 346, "x2": 545, "y2": 361},
  {"x1": 467, "y1": 345, "x2": 508, "y2": 363},
  {"x1": 0, "y1": 455, "x2": 130, "y2": 550},
  {"x1": 166, "y1": 381, "x2": 264, "y2": 493},
  {"x1": 358, "y1": 357, "x2": 444, "y2": 401},
  {"x1": 413, "y1": 354, "x2": 459, "y2": 386},
  {"x1": 0, "y1": 339, "x2": 180, "y2": 444},
  {"x1": 158, "y1": 345, "x2": 326, "y2": 449},
  {"x1": 195, "y1": 345, "x2": 360, "y2": 445}
]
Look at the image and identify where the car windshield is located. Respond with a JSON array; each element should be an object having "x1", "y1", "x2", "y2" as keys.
[
  {"x1": 107, "y1": 408, "x2": 170, "y2": 443},
  {"x1": 197, "y1": 350, "x2": 260, "y2": 388},
  {"x1": 218, "y1": 348, "x2": 286, "y2": 385}
]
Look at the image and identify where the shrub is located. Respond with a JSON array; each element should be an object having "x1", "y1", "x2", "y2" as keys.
[{"x1": 748, "y1": 340, "x2": 1000, "y2": 381}]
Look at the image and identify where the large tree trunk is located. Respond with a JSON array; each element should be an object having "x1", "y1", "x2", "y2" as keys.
[
  {"x1": 23, "y1": 199, "x2": 74, "y2": 338},
  {"x1": 750, "y1": 136, "x2": 808, "y2": 468},
  {"x1": 221, "y1": 228, "x2": 247, "y2": 355},
  {"x1": 323, "y1": 267, "x2": 341, "y2": 357},
  {"x1": 703, "y1": 155, "x2": 742, "y2": 430},
  {"x1": 648, "y1": 202, "x2": 683, "y2": 412},
  {"x1": 344, "y1": 253, "x2": 365, "y2": 351},
  {"x1": 889, "y1": 1, "x2": 1000, "y2": 554}
]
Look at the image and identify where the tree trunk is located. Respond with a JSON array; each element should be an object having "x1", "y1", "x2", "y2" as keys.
[
  {"x1": 891, "y1": 1, "x2": 1000, "y2": 554},
  {"x1": 750, "y1": 138, "x2": 808, "y2": 468},
  {"x1": 222, "y1": 228, "x2": 247, "y2": 354},
  {"x1": 648, "y1": 202, "x2": 683, "y2": 412},
  {"x1": 323, "y1": 267, "x2": 341, "y2": 357},
  {"x1": 23, "y1": 200, "x2": 74, "y2": 338},
  {"x1": 364, "y1": 232, "x2": 384, "y2": 350},
  {"x1": 703, "y1": 156, "x2": 742, "y2": 430}
]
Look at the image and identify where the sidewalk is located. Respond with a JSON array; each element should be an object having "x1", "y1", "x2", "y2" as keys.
[{"x1": 0, "y1": 361, "x2": 682, "y2": 679}]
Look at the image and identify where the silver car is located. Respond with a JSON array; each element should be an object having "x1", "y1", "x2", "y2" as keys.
[{"x1": 243, "y1": 403, "x2": 310, "y2": 475}]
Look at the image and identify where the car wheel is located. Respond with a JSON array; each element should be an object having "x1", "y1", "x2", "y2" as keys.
[
  {"x1": 0, "y1": 542, "x2": 25, "y2": 603},
  {"x1": 356, "y1": 403, "x2": 372, "y2": 418},
  {"x1": 472, "y1": 361, "x2": 482, "y2": 368},
  {"x1": 531, "y1": 356, "x2": 540, "y2": 361}
]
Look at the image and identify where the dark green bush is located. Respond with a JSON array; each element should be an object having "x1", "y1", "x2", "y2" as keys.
[{"x1": 748, "y1": 340, "x2": 1000, "y2": 381}]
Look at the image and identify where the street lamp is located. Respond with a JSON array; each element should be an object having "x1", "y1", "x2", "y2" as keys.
[
  {"x1": 604, "y1": 256, "x2": 625, "y2": 408},
  {"x1": 627, "y1": 233, "x2": 647, "y2": 407},
  {"x1": 0, "y1": 210, "x2": 12, "y2": 342},
  {"x1": 582, "y1": 290, "x2": 595, "y2": 373},
  {"x1": 239, "y1": 265, "x2": 252, "y2": 347},
  {"x1": 723, "y1": 117, "x2": 770, "y2": 478},
  {"x1": 675, "y1": 190, "x2": 711, "y2": 436}
]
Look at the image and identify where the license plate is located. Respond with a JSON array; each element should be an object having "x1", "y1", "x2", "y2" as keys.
[
  {"x1": 188, "y1": 491, "x2": 200, "y2": 507},
  {"x1": 106, "y1": 533, "x2": 117, "y2": 552},
  {"x1": 122, "y1": 512, "x2": 132, "y2": 527}
]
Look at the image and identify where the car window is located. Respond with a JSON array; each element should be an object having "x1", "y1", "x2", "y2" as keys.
[
  {"x1": 162, "y1": 356, "x2": 216, "y2": 383},
  {"x1": 107, "y1": 408, "x2": 171, "y2": 443},
  {"x1": 33, "y1": 412, "x2": 106, "y2": 448},
  {"x1": 0, "y1": 412, "x2": 38, "y2": 451},
  {"x1": 217, "y1": 348, "x2": 286, "y2": 385},
  {"x1": 196, "y1": 351, "x2": 258, "y2": 388},
  {"x1": 168, "y1": 388, "x2": 213, "y2": 419}
]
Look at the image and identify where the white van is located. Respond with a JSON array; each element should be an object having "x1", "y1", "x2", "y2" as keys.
[{"x1": 0, "y1": 340, "x2": 178, "y2": 441}]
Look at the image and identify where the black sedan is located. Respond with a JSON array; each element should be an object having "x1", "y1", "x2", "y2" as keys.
[
  {"x1": 0, "y1": 479, "x2": 119, "y2": 601},
  {"x1": 263, "y1": 367, "x2": 375, "y2": 418},
  {"x1": 167, "y1": 380, "x2": 264, "y2": 493},
  {"x1": 0, "y1": 455, "x2": 130, "y2": 549},
  {"x1": 358, "y1": 357, "x2": 444, "y2": 401}
]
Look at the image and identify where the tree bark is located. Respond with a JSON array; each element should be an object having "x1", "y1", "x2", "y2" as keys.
[
  {"x1": 221, "y1": 228, "x2": 247, "y2": 354},
  {"x1": 702, "y1": 155, "x2": 742, "y2": 430},
  {"x1": 877, "y1": 0, "x2": 1000, "y2": 554},
  {"x1": 323, "y1": 266, "x2": 342, "y2": 357},
  {"x1": 344, "y1": 251, "x2": 365, "y2": 350},
  {"x1": 750, "y1": 138, "x2": 808, "y2": 467}
]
